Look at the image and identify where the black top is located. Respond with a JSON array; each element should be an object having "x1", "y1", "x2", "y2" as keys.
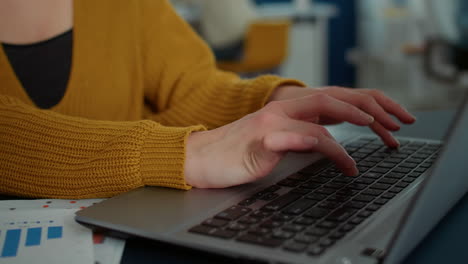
[{"x1": 2, "y1": 30, "x2": 73, "y2": 109}]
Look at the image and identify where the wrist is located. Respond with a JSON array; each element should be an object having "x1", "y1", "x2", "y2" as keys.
[
  {"x1": 268, "y1": 85, "x2": 309, "y2": 102},
  {"x1": 184, "y1": 129, "x2": 219, "y2": 188}
]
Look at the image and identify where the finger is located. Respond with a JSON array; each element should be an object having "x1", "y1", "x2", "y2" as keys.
[
  {"x1": 279, "y1": 94, "x2": 375, "y2": 126},
  {"x1": 325, "y1": 89, "x2": 402, "y2": 131},
  {"x1": 284, "y1": 118, "x2": 336, "y2": 141},
  {"x1": 362, "y1": 89, "x2": 416, "y2": 124},
  {"x1": 263, "y1": 131, "x2": 318, "y2": 152},
  {"x1": 312, "y1": 134, "x2": 358, "y2": 176},
  {"x1": 370, "y1": 121, "x2": 400, "y2": 148}
]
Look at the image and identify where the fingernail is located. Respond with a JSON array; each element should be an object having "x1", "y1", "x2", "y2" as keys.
[
  {"x1": 359, "y1": 112, "x2": 374, "y2": 123},
  {"x1": 304, "y1": 136, "x2": 318, "y2": 146}
]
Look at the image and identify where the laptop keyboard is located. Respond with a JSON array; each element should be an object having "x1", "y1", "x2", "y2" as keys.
[{"x1": 188, "y1": 136, "x2": 441, "y2": 256}]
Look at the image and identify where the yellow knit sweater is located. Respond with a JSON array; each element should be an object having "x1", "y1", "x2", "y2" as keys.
[{"x1": 0, "y1": 0, "x2": 303, "y2": 199}]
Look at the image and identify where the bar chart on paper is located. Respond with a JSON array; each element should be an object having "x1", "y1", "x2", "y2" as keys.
[{"x1": 0, "y1": 209, "x2": 93, "y2": 264}]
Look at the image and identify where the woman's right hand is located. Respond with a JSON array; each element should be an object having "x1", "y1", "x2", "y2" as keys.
[{"x1": 184, "y1": 93, "x2": 379, "y2": 189}]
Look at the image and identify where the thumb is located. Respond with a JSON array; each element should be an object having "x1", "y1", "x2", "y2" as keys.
[{"x1": 263, "y1": 131, "x2": 318, "y2": 153}]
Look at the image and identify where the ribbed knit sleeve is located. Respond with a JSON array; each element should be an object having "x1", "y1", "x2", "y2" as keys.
[
  {"x1": 0, "y1": 95, "x2": 205, "y2": 198},
  {"x1": 140, "y1": 0, "x2": 305, "y2": 129}
]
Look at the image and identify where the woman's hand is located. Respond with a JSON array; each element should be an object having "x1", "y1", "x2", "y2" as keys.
[
  {"x1": 269, "y1": 85, "x2": 416, "y2": 147},
  {"x1": 185, "y1": 93, "x2": 377, "y2": 188}
]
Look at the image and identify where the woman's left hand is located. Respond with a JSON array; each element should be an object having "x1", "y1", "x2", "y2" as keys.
[{"x1": 269, "y1": 85, "x2": 416, "y2": 147}]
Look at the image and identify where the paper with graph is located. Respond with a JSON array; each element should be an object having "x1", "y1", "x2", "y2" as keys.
[{"x1": 0, "y1": 209, "x2": 94, "y2": 264}]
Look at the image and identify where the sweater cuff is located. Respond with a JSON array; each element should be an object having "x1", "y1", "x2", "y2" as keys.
[
  {"x1": 249, "y1": 75, "x2": 307, "y2": 108},
  {"x1": 140, "y1": 123, "x2": 207, "y2": 190}
]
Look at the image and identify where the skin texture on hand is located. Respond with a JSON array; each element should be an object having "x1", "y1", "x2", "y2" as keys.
[{"x1": 185, "y1": 86, "x2": 416, "y2": 189}]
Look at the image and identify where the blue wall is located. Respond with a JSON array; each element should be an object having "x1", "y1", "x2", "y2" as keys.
[{"x1": 254, "y1": 0, "x2": 357, "y2": 87}]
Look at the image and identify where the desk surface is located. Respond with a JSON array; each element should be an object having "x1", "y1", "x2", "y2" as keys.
[{"x1": 120, "y1": 109, "x2": 468, "y2": 264}]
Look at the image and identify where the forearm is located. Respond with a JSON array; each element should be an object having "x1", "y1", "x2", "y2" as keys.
[
  {"x1": 0, "y1": 95, "x2": 205, "y2": 199},
  {"x1": 150, "y1": 72, "x2": 305, "y2": 129}
]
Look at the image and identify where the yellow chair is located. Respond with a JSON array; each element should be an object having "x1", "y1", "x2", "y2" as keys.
[{"x1": 216, "y1": 20, "x2": 291, "y2": 74}]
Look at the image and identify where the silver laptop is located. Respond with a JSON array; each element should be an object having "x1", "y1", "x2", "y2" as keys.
[{"x1": 76, "y1": 94, "x2": 468, "y2": 264}]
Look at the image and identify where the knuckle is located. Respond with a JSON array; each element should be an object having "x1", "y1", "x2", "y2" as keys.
[
  {"x1": 264, "y1": 100, "x2": 282, "y2": 111},
  {"x1": 254, "y1": 112, "x2": 278, "y2": 127},
  {"x1": 356, "y1": 93, "x2": 376, "y2": 106},
  {"x1": 314, "y1": 125, "x2": 328, "y2": 135},
  {"x1": 311, "y1": 93, "x2": 331, "y2": 105}
]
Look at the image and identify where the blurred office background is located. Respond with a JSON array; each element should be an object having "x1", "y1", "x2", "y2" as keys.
[{"x1": 171, "y1": 0, "x2": 468, "y2": 111}]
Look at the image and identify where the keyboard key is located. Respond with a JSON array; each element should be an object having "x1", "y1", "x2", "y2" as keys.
[
  {"x1": 353, "y1": 194, "x2": 375, "y2": 203},
  {"x1": 294, "y1": 234, "x2": 319, "y2": 244},
  {"x1": 339, "y1": 224, "x2": 355, "y2": 233},
  {"x1": 396, "y1": 182, "x2": 410, "y2": 188},
  {"x1": 354, "y1": 177, "x2": 375, "y2": 185},
  {"x1": 202, "y1": 218, "x2": 228, "y2": 228},
  {"x1": 362, "y1": 172, "x2": 383, "y2": 179},
  {"x1": 388, "y1": 186, "x2": 403, "y2": 194},
  {"x1": 393, "y1": 167, "x2": 411, "y2": 173},
  {"x1": 361, "y1": 188, "x2": 384, "y2": 196},
  {"x1": 237, "y1": 234, "x2": 283, "y2": 247},
  {"x1": 277, "y1": 179, "x2": 301, "y2": 188},
  {"x1": 282, "y1": 224, "x2": 305, "y2": 233},
  {"x1": 378, "y1": 162, "x2": 396, "y2": 168},
  {"x1": 374, "y1": 198, "x2": 390, "y2": 205},
  {"x1": 227, "y1": 223, "x2": 249, "y2": 231},
  {"x1": 262, "y1": 193, "x2": 302, "y2": 212},
  {"x1": 333, "y1": 176, "x2": 354, "y2": 184},
  {"x1": 211, "y1": 229, "x2": 238, "y2": 239},
  {"x1": 306, "y1": 227, "x2": 329, "y2": 237},
  {"x1": 403, "y1": 177, "x2": 416, "y2": 183},
  {"x1": 300, "y1": 182, "x2": 322, "y2": 190},
  {"x1": 324, "y1": 182, "x2": 347, "y2": 189},
  {"x1": 290, "y1": 188, "x2": 312, "y2": 195},
  {"x1": 189, "y1": 225, "x2": 237, "y2": 239},
  {"x1": 318, "y1": 201, "x2": 340, "y2": 210},
  {"x1": 271, "y1": 214, "x2": 295, "y2": 222},
  {"x1": 348, "y1": 183, "x2": 367, "y2": 191},
  {"x1": 377, "y1": 178, "x2": 398, "y2": 185},
  {"x1": 414, "y1": 167, "x2": 427, "y2": 173},
  {"x1": 370, "y1": 183, "x2": 391, "y2": 190},
  {"x1": 250, "y1": 210, "x2": 272, "y2": 219},
  {"x1": 238, "y1": 216, "x2": 259, "y2": 225},
  {"x1": 358, "y1": 210, "x2": 372, "y2": 218},
  {"x1": 260, "y1": 220, "x2": 283, "y2": 229},
  {"x1": 272, "y1": 230, "x2": 295, "y2": 240},
  {"x1": 309, "y1": 177, "x2": 331, "y2": 184},
  {"x1": 261, "y1": 193, "x2": 279, "y2": 201},
  {"x1": 400, "y1": 162, "x2": 418, "y2": 169},
  {"x1": 315, "y1": 187, "x2": 336, "y2": 195},
  {"x1": 326, "y1": 207, "x2": 356, "y2": 222},
  {"x1": 215, "y1": 206, "x2": 252, "y2": 221},
  {"x1": 317, "y1": 220, "x2": 338, "y2": 229},
  {"x1": 345, "y1": 201, "x2": 366, "y2": 209},
  {"x1": 385, "y1": 172, "x2": 405, "y2": 179},
  {"x1": 349, "y1": 216, "x2": 365, "y2": 225},
  {"x1": 381, "y1": 192, "x2": 396, "y2": 199},
  {"x1": 336, "y1": 189, "x2": 359, "y2": 197},
  {"x1": 366, "y1": 204, "x2": 381, "y2": 212},
  {"x1": 304, "y1": 208, "x2": 329, "y2": 219},
  {"x1": 283, "y1": 199, "x2": 318, "y2": 215},
  {"x1": 305, "y1": 193, "x2": 328, "y2": 201},
  {"x1": 239, "y1": 198, "x2": 256, "y2": 206},
  {"x1": 293, "y1": 217, "x2": 316, "y2": 226},
  {"x1": 247, "y1": 227, "x2": 271, "y2": 236}
]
